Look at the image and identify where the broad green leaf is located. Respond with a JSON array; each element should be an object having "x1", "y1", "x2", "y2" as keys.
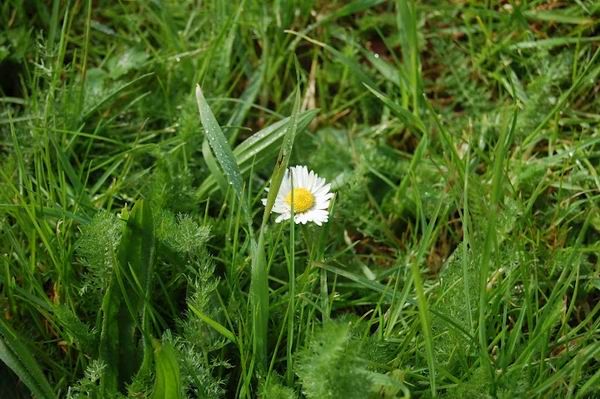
[
  {"x1": 195, "y1": 85, "x2": 245, "y2": 206},
  {"x1": 99, "y1": 200, "x2": 156, "y2": 395},
  {"x1": 151, "y1": 340, "x2": 183, "y2": 399},
  {"x1": 202, "y1": 139, "x2": 228, "y2": 197}
]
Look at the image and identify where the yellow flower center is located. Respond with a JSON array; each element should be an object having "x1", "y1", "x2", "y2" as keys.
[{"x1": 284, "y1": 188, "x2": 315, "y2": 213}]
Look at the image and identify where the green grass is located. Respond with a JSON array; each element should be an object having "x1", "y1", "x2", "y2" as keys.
[{"x1": 1, "y1": 1, "x2": 599, "y2": 398}]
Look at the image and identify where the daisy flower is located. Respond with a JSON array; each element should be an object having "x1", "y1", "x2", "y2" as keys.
[{"x1": 263, "y1": 165, "x2": 333, "y2": 226}]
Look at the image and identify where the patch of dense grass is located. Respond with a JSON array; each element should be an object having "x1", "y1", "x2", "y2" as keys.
[{"x1": 1, "y1": 1, "x2": 599, "y2": 398}]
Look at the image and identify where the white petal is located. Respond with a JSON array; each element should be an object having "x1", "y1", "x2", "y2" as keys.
[
  {"x1": 309, "y1": 176, "x2": 323, "y2": 192},
  {"x1": 310, "y1": 209, "x2": 329, "y2": 219},
  {"x1": 275, "y1": 213, "x2": 291, "y2": 223},
  {"x1": 272, "y1": 204, "x2": 289, "y2": 214},
  {"x1": 303, "y1": 166, "x2": 310, "y2": 187},
  {"x1": 273, "y1": 197, "x2": 289, "y2": 210},
  {"x1": 297, "y1": 165, "x2": 308, "y2": 188},
  {"x1": 279, "y1": 179, "x2": 291, "y2": 196},
  {"x1": 315, "y1": 194, "x2": 334, "y2": 204},
  {"x1": 314, "y1": 183, "x2": 331, "y2": 196},
  {"x1": 307, "y1": 170, "x2": 317, "y2": 189},
  {"x1": 277, "y1": 189, "x2": 290, "y2": 202},
  {"x1": 313, "y1": 200, "x2": 330, "y2": 210},
  {"x1": 317, "y1": 193, "x2": 333, "y2": 202},
  {"x1": 305, "y1": 209, "x2": 329, "y2": 225},
  {"x1": 294, "y1": 213, "x2": 309, "y2": 224}
]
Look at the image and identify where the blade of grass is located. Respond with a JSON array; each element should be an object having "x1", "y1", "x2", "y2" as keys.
[
  {"x1": 257, "y1": 88, "x2": 302, "y2": 375},
  {"x1": 0, "y1": 318, "x2": 56, "y2": 399},
  {"x1": 363, "y1": 83, "x2": 425, "y2": 133},
  {"x1": 477, "y1": 108, "x2": 517, "y2": 394},
  {"x1": 409, "y1": 184, "x2": 447, "y2": 397},
  {"x1": 396, "y1": 0, "x2": 421, "y2": 114},
  {"x1": 226, "y1": 59, "x2": 266, "y2": 144},
  {"x1": 188, "y1": 303, "x2": 237, "y2": 344}
]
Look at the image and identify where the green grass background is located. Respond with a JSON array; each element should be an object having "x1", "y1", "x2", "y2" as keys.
[{"x1": 1, "y1": 0, "x2": 599, "y2": 398}]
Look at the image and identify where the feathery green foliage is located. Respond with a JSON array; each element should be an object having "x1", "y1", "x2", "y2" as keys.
[{"x1": 295, "y1": 320, "x2": 373, "y2": 399}]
